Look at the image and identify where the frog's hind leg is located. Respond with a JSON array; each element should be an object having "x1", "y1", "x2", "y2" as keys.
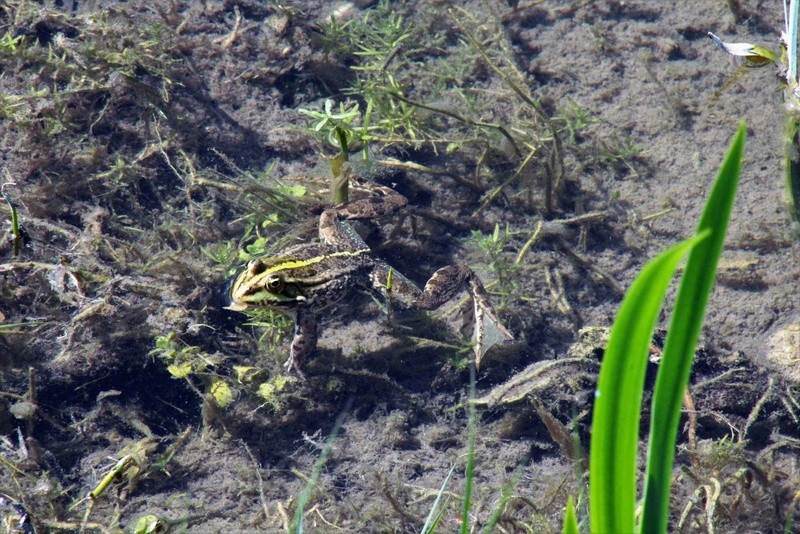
[
  {"x1": 464, "y1": 271, "x2": 515, "y2": 368},
  {"x1": 318, "y1": 176, "x2": 408, "y2": 246},
  {"x1": 418, "y1": 266, "x2": 513, "y2": 368},
  {"x1": 374, "y1": 264, "x2": 513, "y2": 368}
]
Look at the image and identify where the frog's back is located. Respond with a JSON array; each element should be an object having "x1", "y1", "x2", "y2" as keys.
[{"x1": 272, "y1": 243, "x2": 374, "y2": 285}]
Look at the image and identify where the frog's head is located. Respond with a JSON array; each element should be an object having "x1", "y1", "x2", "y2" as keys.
[{"x1": 228, "y1": 257, "x2": 307, "y2": 312}]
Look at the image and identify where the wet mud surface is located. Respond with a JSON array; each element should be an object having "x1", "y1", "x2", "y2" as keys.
[{"x1": 1, "y1": 1, "x2": 798, "y2": 532}]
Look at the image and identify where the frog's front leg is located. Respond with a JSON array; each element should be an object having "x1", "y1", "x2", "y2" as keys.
[
  {"x1": 374, "y1": 264, "x2": 513, "y2": 368},
  {"x1": 285, "y1": 307, "x2": 317, "y2": 378}
]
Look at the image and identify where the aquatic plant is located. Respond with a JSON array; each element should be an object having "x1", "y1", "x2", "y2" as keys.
[
  {"x1": 299, "y1": 1, "x2": 583, "y2": 218},
  {"x1": 709, "y1": 1, "x2": 800, "y2": 225},
  {"x1": 567, "y1": 123, "x2": 744, "y2": 533}
]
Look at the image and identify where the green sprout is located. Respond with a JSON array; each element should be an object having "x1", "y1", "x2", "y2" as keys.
[
  {"x1": 150, "y1": 332, "x2": 208, "y2": 379},
  {"x1": 240, "y1": 308, "x2": 294, "y2": 356},
  {"x1": 149, "y1": 333, "x2": 233, "y2": 408},
  {"x1": 200, "y1": 241, "x2": 237, "y2": 277},
  {"x1": 0, "y1": 31, "x2": 23, "y2": 52},
  {"x1": 302, "y1": 0, "x2": 424, "y2": 158},
  {"x1": 552, "y1": 98, "x2": 601, "y2": 144},
  {"x1": 468, "y1": 223, "x2": 518, "y2": 308},
  {"x1": 298, "y1": 98, "x2": 365, "y2": 152},
  {"x1": 298, "y1": 99, "x2": 360, "y2": 202},
  {"x1": 591, "y1": 134, "x2": 643, "y2": 177}
]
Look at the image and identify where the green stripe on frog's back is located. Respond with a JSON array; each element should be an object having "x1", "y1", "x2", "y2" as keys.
[{"x1": 258, "y1": 248, "x2": 370, "y2": 279}]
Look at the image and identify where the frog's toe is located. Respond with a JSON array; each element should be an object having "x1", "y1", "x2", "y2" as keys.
[{"x1": 283, "y1": 356, "x2": 307, "y2": 380}]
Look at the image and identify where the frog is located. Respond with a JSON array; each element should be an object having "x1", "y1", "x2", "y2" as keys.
[{"x1": 227, "y1": 174, "x2": 513, "y2": 377}]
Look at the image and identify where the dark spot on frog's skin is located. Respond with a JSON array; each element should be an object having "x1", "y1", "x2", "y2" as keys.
[{"x1": 248, "y1": 259, "x2": 266, "y2": 276}]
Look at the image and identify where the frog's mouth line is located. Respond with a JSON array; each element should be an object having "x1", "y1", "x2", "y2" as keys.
[
  {"x1": 224, "y1": 302, "x2": 249, "y2": 312},
  {"x1": 226, "y1": 294, "x2": 308, "y2": 312}
]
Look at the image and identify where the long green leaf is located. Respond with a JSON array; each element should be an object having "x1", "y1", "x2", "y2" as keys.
[
  {"x1": 589, "y1": 233, "x2": 707, "y2": 534},
  {"x1": 787, "y1": 0, "x2": 799, "y2": 83},
  {"x1": 292, "y1": 401, "x2": 351, "y2": 533},
  {"x1": 641, "y1": 122, "x2": 745, "y2": 533},
  {"x1": 460, "y1": 363, "x2": 477, "y2": 534},
  {"x1": 562, "y1": 496, "x2": 579, "y2": 534},
  {"x1": 786, "y1": 2, "x2": 800, "y2": 222},
  {"x1": 421, "y1": 465, "x2": 455, "y2": 534}
]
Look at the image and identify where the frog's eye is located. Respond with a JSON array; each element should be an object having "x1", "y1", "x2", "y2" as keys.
[
  {"x1": 266, "y1": 275, "x2": 284, "y2": 292},
  {"x1": 248, "y1": 259, "x2": 266, "y2": 276}
]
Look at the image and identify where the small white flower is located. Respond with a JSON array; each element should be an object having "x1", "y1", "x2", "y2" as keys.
[{"x1": 708, "y1": 32, "x2": 758, "y2": 57}]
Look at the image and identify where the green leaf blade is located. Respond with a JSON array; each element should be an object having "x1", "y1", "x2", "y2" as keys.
[
  {"x1": 562, "y1": 496, "x2": 579, "y2": 534},
  {"x1": 641, "y1": 122, "x2": 745, "y2": 534},
  {"x1": 590, "y1": 233, "x2": 706, "y2": 534}
]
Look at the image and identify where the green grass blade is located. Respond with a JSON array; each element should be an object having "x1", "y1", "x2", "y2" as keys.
[
  {"x1": 421, "y1": 465, "x2": 456, "y2": 534},
  {"x1": 787, "y1": 0, "x2": 799, "y2": 82},
  {"x1": 460, "y1": 363, "x2": 477, "y2": 534},
  {"x1": 641, "y1": 123, "x2": 745, "y2": 533},
  {"x1": 589, "y1": 233, "x2": 707, "y2": 534},
  {"x1": 482, "y1": 461, "x2": 528, "y2": 534},
  {"x1": 562, "y1": 496, "x2": 579, "y2": 534},
  {"x1": 291, "y1": 401, "x2": 351, "y2": 533}
]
